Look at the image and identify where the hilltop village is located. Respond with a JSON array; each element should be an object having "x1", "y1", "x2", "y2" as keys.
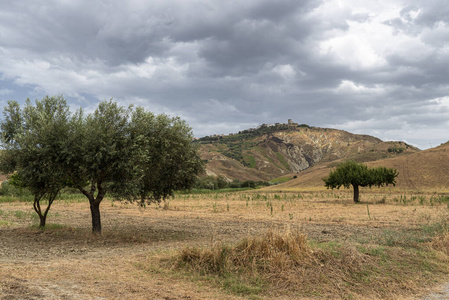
[{"x1": 201, "y1": 119, "x2": 301, "y2": 139}]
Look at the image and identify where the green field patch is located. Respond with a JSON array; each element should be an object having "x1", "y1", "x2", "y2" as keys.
[
  {"x1": 243, "y1": 154, "x2": 256, "y2": 168},
  {"x1": 269, "y1": 176, "x2": 293, "y2": 184}
]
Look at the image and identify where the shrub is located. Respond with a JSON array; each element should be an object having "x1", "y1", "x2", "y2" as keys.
[{"x1": 0, "y1": 180, "x2": 31, "y2": 198}]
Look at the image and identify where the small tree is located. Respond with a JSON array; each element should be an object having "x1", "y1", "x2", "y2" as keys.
[
  {"x1": 0, "y1": 96, "x2": 72, "y2": 227},
  {"x1": 323, "y1": 160, "x2": 398, "y2": 203},
  {"x1": 65, "y1": 100, "x2": 139, "y2": 234},
  {"x1": 216, "y1": 175, "x2": 229, "y2": 189},
  {"x1": 66, "y1": 101, "x2": 202, "y2": 232}
]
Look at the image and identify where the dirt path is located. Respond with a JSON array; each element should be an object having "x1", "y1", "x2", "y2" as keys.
[{"x1": 422, "y1": 284, "x2": 449, "y2": 300}]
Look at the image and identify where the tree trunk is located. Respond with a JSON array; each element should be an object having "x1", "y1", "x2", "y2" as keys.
[
  {"x1": 79, "y1": 182, "x2": 106, "y2": 234},
  {"x1": 33, "y1": 194, "x2": 53, "y2": 229},
  {"x1": 90, "y1": 200, "x2": 101, "y2": 234},
  {"x1": 78, "y1": 181, "x2": 106, "y2": 234},
  {"x1": 39, "y1": 214, "x2": 46, "y2": 228},
  {"x1": 353, "y1": 184, "x2": 360, "y2": 203}
]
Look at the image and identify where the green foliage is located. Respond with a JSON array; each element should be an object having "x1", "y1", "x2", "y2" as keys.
[
  {"x1": 0, "y1": 96, "x2": 73, "y2": 227},
  {"x1": 0, "y1": 100, "x2": 22, "y2": 145},
  {"x1": 130, "y1": 109, "x2": 204, "y2": 204},
  {"x1": 194, "y1": 176, "x2": 269, "y2": 190},
  {"x1": 323, "y1": 160, "x2": 398, "y2": 203},
  {"x1": 67, "y1": 100, "x2": 137, "y2": 197},
  {"x1": 323, "y1": 161, "x2": 398, "y2": 189},
  {"x1": 387, "y1": 147, "x2": 405, "y2": 154},
  {"x1": 243, "y1": 155, "x2": 256, "y2": 168},
  {"x1": 0, "y1": 96, "x2": 203, "y2": 233},
  {"x1": 269, "y1": 176, "x2": 293, "y2": 184},
  {"x1": 324, "y1": 161, "x2": 368, "y2": 189},
  {"x1": 177, "y1": 187, "x2": 254, "y2": 195},
  {"x1": 197, "y1": 123, "x2": 313, "y2": 145},
  {"x1": 222, "y1": 149, "x2": 244, "y2": 161},
  {"x1": 0, "y1": 180, "x2": 32, "y2": 198},
  {"x1": 196, "y1": 124, "x2": 286, "y2": 144},
  {"x1": 216, "y1": 176, "x2": 228, "y2": 189},
  {"x1": 195, "y1": 176, "x2": 219, "y2": 190}
]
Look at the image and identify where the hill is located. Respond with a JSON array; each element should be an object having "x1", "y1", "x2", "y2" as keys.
[
  {"x1": 267, "y1": 141, "x2": 449, "y2": 192},
  {"x1": 197, "y1": 123, "x2": 420, "y2": 181}
]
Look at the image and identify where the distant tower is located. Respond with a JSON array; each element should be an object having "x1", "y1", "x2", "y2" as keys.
[{"x1": 288, "y1": 119, "x2": 293, "y2": 125}]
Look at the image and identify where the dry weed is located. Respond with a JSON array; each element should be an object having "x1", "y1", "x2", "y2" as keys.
[
  {"x1": 431, "y1": 232, "x2": 449, "y2": 256},
  {"x1": 174, "y1": 227, "x2": 384, "y2": 297},
  {"x1": 173, "y1": 224, "x2": 449, "y2": 298},
  {"x1": 177, "y1": 227, "x2": 311, "y2": 285}
]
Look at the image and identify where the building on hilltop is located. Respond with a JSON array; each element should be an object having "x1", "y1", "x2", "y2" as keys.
[{"x1": 288, "y1": 119, "x2": 298, "y2": 127}]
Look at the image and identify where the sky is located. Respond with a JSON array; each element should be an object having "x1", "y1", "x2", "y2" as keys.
[{"x1": 0, "y1": 0, "x2": 448, "y2": 150}]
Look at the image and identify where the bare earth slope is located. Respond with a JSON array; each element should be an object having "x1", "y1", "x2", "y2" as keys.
[
  {"x1": 269, "y1": 141, "x2": 449, "y2": 192},
  {"x1": 198, "y1": 125, "x2": 419, "y2": 181}
]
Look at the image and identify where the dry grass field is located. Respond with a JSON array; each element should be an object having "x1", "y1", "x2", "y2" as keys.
[{"x1": 1, "y1": 189, "x2": 449, "y2": 299}]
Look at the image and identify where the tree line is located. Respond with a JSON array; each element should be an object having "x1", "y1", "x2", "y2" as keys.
[
  {"x1": 0, "y1": 96, "x2": 203, "y2": 234},
  {"x1": 194, "y1": 175, "x2": 270, "y2": 190}
]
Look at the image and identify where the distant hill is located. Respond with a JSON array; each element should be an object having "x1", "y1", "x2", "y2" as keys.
[
  {"x1": 266, "y1": 141, "x2": 449, "y2": 192},
  {"x1": 196, "y1": 123, "x2": 420, "y2": 181}
]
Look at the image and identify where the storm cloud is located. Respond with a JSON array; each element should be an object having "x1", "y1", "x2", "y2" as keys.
[{"x1": 0, "y1": 0, "x2": 448, "y2": 149}]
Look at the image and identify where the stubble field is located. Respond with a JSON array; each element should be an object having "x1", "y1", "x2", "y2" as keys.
[{"x1": 1, "y1": 189, "x2": 449, "y2": 299}]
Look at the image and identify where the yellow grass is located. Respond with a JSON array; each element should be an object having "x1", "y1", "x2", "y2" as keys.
[{"x1": 1, "y1": 190, "x2": 449, "y2": 299}]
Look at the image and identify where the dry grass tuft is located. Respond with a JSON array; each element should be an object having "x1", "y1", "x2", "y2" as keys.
[
  {"x1": 173, "y1": 224, "x2": 449, "y2": 298},
  {"x1": 177, "y1": 228, "x2": 312, "y2": 289},
  {"x1": 431, "y1": 231, "x2": 449, "y2": 256},
  {"x1": 180, "y1": 228, "x2": 309, "y2": 268},
  {"x1": 174, "y1": 227, "x2": 381, "y2": 297}
]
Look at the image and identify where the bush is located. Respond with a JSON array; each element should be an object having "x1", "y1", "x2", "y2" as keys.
[
  {"x1": 388, "y1": 147, "x2": 405, "y2": 154},
  {"x1": 0, "y1": 180, "x2": 31, "y2": 197}
]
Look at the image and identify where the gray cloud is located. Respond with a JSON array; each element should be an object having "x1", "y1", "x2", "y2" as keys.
[{"x1": 0, "y1": 0, "x2": 448, "y2": 149}]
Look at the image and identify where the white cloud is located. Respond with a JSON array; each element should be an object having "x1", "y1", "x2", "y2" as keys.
[
  {"x1": 336, "y1": 80, "x2": 384, "y2": 94},
  {"x1": 430, "y1": 96, "x2": 449, "y2": 110},
  {"x1": 272, "y1": 64, "x2": 296, "y2": 79}
]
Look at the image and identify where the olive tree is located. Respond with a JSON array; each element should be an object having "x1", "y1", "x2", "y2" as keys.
[
  {"x1": 130, "y1": 108, "x2": 203, "y2": 208},
  {"x1": 65, "y1": 100, "x2": 140, "y2": 234},
  {"x1": 1, "y1": 98, "x2": 203, "y2": 234},
  {"x1": 323, "y1": 160, "x2": 398, "y2": 203},
  {"x1": 0, "y1": 96, "x2": 72, "y2": 227}
]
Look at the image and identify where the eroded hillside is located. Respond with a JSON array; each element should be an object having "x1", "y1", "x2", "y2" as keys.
[{"x1": 197, "y1": 125, "x2": 419, "y2": 181}]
